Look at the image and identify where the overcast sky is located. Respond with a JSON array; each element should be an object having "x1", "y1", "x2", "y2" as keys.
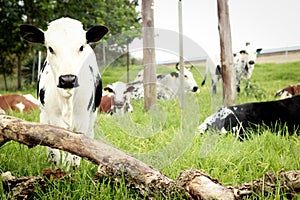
[{"x1": 131, "y1": 0, "x2": 300, "y2": 62}]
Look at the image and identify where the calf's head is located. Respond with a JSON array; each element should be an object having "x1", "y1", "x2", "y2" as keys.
[
  {"x1": 175, "y1": 63, "x2": 199, "y2": 93},
  {"x1": 239, "y1": 43, "x2": 262, "y2": 78},
  {"x1": 20, "y1": 17, "x2": 108, "y2": 89},
  {"x1": 105, "y1": 82, "x2": 135, "y2": 115}
]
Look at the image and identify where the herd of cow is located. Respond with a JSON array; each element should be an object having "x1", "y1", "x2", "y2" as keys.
[{"x1": 0, "y1": 18, "x2": 299, "y2": 167}]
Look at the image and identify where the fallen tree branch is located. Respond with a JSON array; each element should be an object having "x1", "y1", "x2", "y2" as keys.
[
  {"x1": 234, "y1": 170, "x2": 300, "y2": 198},
  {"x1": 0, "y1": 114, "x2": 175, "y2": 197},
  {"x1": 1, "y1": 114, "x2": 300, "y2": 199}
]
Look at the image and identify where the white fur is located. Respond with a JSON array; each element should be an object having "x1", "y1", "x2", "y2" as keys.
[
  {"x1": 38, "y1": 18, "x2": 101, "y2": 167},
  {"x1": 23, "y1": 94, "x2": 39, "y2": 105},
  {"x1": 15, "y1": 102, "x2": 25, "y2": 113},
  {"x1": 131, "y1": 67, "x2": 199, "y2": 100}
]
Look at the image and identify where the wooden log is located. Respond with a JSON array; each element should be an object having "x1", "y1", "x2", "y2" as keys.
[
  {"x1": 1, "y1": 114, "x2": 300, "y2": 199},
  {"x1": 0, "y1": 114, "x2": 174, "y2": 197},
  {"x1": 175, "y1": 169, "x2": 236, "y2": 199},
  {"x1": 234, "y1": 170, "x2": 300, "y2": 198}
]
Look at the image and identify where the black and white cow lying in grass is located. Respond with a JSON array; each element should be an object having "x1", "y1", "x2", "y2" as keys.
[
  {"x1": 198, "y1": 95, "x2": 300, "y2": 138},
  {"x1": 21, "y1": 17, "x2": 108, "y2": 167},
  {"x1": 131, "y1": 63, "x2": 199, "y2": 100}
]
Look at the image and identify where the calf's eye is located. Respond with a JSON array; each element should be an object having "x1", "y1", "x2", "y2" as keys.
[
  {"x1": 48, "y1": 47, "x2": 54, "y2": 54},
  {"x1": 79, "y1": 45, "x2": 84, "y2": 52}
]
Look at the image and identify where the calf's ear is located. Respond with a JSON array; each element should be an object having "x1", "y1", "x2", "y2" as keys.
[
  {"x1": 239, "y1": 50, "x2": 246, "y2": 55},
  {"x1": 86, "y1": 25, "x2": 109, "y2": 43},
  {"x1": 256, "y1": 48, "x2": 262, "y2": 54},
  {"x1": 126, "y1": 86, "x2": 135, "y2": 93},
  {"x1": 20, "y1": 25, "x2": 44, "y2": 44}
]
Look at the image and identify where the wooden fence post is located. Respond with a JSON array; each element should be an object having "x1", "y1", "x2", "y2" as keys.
[{"x1": 217, "y1": 0, "x2": 236, "y2": 105}]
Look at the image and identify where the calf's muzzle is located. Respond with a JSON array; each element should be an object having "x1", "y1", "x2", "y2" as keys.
[
  {"x1": 57, "y1": 74, "x2": 79, "y2": 89},
  {"x1": 193, "y1": 86, "x2": 199, "y2": 92}
]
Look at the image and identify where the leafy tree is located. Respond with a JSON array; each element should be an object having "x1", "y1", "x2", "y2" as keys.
[
  {"x1": 0, "y1": 1, "x2": 22, "y2": 90},
  {"x1": 0, "y1": 0, "x2": 49, "y2": 90},
  {"x1": 0, "y1": 0, "x2": 141, "y2": 90}
]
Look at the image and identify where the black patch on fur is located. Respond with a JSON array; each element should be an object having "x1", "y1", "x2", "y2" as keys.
[
  {"x1": 89, "y1": 65, "x2": 93, "y2": 73},
  {"x1": 94, "y1": 76, "x2": 102, "y2": 111},
  {"x1": 216, "y1": 65, "x2": 222, "y2": 75},
  {"x1": 170, "y1": 72, "x2": 179, "y2": 78},
  {"x1": 37, "y1": 61, "x2": 47, "y2": 98},
  {"x1": 41, "y1": 61, "x2": 47, "y2": 73},
  {"x1": 37, "y1": 78, "x2": 40, "y2": 98},
  {"x1": 87, "y1": 94, "x2": 94, "y2": 111},
  {"x1": 39, "y1": 88, "x2": 45, "y2": 105},
  {"x1": 157, "y1": 74, "x2": 165, "y2": 79},
  {"x1": 103, "y1": 87, "x2": 114, "y2": 94}
]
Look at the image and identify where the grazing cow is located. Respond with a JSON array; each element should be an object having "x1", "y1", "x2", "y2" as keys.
[
  {"x1": 201, "y1": 43, "x2": 262, "y2": 93},
  {"x1": 0, "y1": 94, "x2": 39, "y2": 113},
  {"x1": 197, "y1": 95, "x2": 300, "y2": 139},
  {"x1": 275, "y1": 84, "x2": 300, "y2": 99},
  {"x1": 131, "y1": 63, "x2": 199, "y2": 99},
  {"x1": 99, "y1": 81, "x2": 135, "y2": 115},
  {"x1": 20, "y1": 17, "x2": 108, "y2": 167}
]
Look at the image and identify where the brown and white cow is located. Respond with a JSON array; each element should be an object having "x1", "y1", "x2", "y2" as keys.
[
  {"x1": 99, "y1": 81, "x2": 135, "y2": 115},
  {"x1": 0, "y1": 94, "x2": 39, "y2": 113},
  {"x1": 275, "y1": 84, "x2": 300, "y2": 99}
]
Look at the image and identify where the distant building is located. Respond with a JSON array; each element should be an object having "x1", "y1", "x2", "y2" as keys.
[
  {"x1": 257, "y1": 46, "x2": 300, "y2": 63},
  {"x1": 159, "y1": 46, "x2": 300, "y2": 66}
]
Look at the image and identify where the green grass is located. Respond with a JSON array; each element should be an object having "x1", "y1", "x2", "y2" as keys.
[{"x1": 1, "y1": 62, "x2": 300, "y2": 199}]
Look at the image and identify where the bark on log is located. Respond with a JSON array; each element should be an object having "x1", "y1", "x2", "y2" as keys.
[
  {"x1": 234, "y1": 170, "x2": 300, "y2": 198},
  {"x1": 1, "y1": 114, "x2": 300, "y2": 199},
  {"x1": 1, "y1": 168, "x2": 72, "y2": 199}
]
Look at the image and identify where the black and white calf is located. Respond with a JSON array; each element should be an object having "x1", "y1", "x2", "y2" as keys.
[
  {"x1": 234, "y1": 43, "x2": 262, "y2": 92},
  {"x1": 201, "y1": 43, "x2": 262, "y2": 93},
  {"x1": 21, "y1": 17, "x2": 108, "y2": 167},
  {"x1": 198, "y1": 95, "x2": 300, "y2": 138}
]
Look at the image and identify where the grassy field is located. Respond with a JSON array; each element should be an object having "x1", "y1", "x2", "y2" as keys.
[{"x1": 0, "y1": 62, "x2": 300, "y2": 199}]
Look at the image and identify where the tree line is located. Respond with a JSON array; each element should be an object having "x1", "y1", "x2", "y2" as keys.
[{"x1": 0, "y1": 0, "x2": 141, "y2": 91}]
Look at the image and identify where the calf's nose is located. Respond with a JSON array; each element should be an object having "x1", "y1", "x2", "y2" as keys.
[
  {"x1": 114, "y1": 101, "x2": 124, "y2": 109},
  {"x1": 192, "y1": 86, "x2": 198, "y2": 92},
  {"x1": 57, "y1": 74, "x2": 79, "y2": 89}
]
